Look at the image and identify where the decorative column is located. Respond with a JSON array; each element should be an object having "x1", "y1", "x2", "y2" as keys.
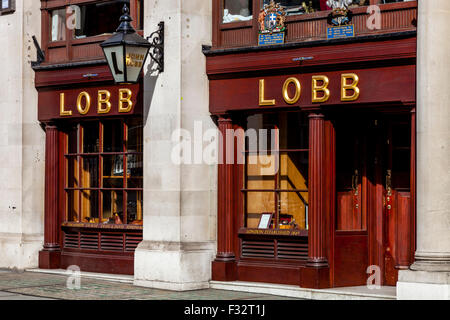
[
  {"x1": 397, "y1": 0, "x2": 450, "y2": 300},
  {"x1": 38, "y1": 124, "x2": 61, "y2": 269},
  {"x1": 301, "y1": 113, "x2": 330, "y2": 288},
  {"x1": 212, "y1": 115, "x2": 237, "y2": 281}
]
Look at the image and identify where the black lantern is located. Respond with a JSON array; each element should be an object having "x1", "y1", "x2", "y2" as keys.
[{"x1": 101, "y1": 5, "x2": 164, "y2": 84}]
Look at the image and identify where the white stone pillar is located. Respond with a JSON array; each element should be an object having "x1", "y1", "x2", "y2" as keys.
[
  {"x1": 133, "y1": 0, "x2": 216, "y2": 291},
  {"x1": 0, "y1": 0, "x2": 44, "y2": 270},
  {"x1": 397, "y1": 0, "x2": 450, "y2": 300}
]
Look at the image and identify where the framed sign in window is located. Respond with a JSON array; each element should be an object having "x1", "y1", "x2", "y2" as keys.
[
  {"x1": 258, "y1": 213, "x2": 273, "y2": 229},
  {"x1": 1, "y1": 0, "x2": 15, "y2": 15}
]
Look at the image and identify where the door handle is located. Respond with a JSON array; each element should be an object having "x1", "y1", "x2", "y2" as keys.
[
  {"x1": 352, "y1": 169, "x2": 359, "y2": 196},
  {"x1": 386, "y1": 169, "x2": 392, "y2": 196}
]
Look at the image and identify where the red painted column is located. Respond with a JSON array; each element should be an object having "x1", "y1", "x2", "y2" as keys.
[
  {"x1": 39, "y1": 124, "x2": 61, "y2": 269},
  {"x1": 301, "y1": 113, "x2": 330, "y2": 288},
  {"x1": 212, "y1": 115, "x2": 237, "y2": 281}
]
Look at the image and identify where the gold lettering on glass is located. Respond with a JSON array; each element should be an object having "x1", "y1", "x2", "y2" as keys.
[
  {"x1": 282, "y1": 77, "x2": 301, "y2": 105},
  {"x1": 312, "y1": 75, "x2": 330, "y2": 103}
]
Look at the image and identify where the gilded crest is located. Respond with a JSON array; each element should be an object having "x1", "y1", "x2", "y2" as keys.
[
  {"x1": 258, "y1": 1, "x2": 286, "y2": 34},
  {"x1": 326, "y1": 0, "x2": 353, "y2": 26}
]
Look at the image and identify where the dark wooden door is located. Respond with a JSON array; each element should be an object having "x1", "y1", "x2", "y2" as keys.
[{"x1": 333, "y1": 115, "x2": 412, "y2": 287}]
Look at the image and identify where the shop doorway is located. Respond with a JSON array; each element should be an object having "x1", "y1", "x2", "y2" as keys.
[{"x1": 333, "y1": 114, "x2": 413, "y2": 287}]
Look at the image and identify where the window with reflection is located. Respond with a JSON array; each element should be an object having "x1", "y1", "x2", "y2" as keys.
[
  {"x1": 243, "y1": 112, "x2": 309, "y2": 231},
  {"x1": 261, "y1": 0, "x2": 369, "y2": 16},
  {"x1": 49, "y1": 0, "x2": 144, "y2": 42},
  {"x1": 223, "y1": 0, "x2": 253, "y2": 23},
  {"x1": 65, "y1": 119, "x2": 143, "y2": 226}
]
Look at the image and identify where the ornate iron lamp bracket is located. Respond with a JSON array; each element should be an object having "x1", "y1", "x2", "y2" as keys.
[{"x1": 146, "y1": 22, "x2": 165, "y2": 73}]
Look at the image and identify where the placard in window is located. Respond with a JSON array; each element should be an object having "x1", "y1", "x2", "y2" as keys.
[
  {"x1": 258, "y1": 213, "x2": 273, "y2": 229},
  {"x1": 1, "y1": 0, "x2": 15, "y2": 14}
]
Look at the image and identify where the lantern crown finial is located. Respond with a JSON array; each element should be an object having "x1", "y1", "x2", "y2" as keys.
[{"x1": 116, "y1": 4, "x2": 135, "y2": 34}]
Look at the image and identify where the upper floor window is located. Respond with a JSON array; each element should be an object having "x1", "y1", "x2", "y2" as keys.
[
  {"x1": 223, "y1": 0, "x2": 253, "y2": 23},
  {"x1": 222, "y1": 0, "x2": 413, "y2": 23},
  {"x1": 49, "y1": 0, "x2": 144, "y2": 43}
]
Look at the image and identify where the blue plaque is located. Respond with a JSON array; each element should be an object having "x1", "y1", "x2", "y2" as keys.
[
  {"x1": 327, "y1": 24, "x2": 355, "y2": 40},
  {"x1": 258, "y1": 32, "x2": 285, "y2": 46}
]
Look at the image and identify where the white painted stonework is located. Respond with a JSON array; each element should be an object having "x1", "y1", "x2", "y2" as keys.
[
  {"x1": 0, "y1": 1, "x2": 44, "y2": 269},
  {"x1": 397, "y1": 0, "x2": 450, "y2": 300},
  {"x1": 133, "y1": 0, "x2": 216, "y2": 290}
]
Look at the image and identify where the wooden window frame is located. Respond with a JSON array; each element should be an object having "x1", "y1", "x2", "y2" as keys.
[
  {"x1": 212, "y1": 0, "x2": 418, "y2": 48},
  {"x1": 63, "y1": 118, "x2": 143, "y2": 229},
  {"x1": 40, "y1": 0, "x2": 144, "y2": 64},
  {"x1": 241, "y1": 111, "x2": 309, "y2": 233}
]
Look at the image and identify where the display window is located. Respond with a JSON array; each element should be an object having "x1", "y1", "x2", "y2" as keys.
[
  {"x1": 242, "y1": 111, "x2": 309, "y2": 231},
  {"x1": 63, "y1": 118, "x2": 143, "y2": 226}
]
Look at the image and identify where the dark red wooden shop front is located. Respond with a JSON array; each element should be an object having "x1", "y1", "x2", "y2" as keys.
[
  {"x1": 36, "y1": 66, "x2": 144, "y2": 275},
  {"x1": 205, "y1": 34, "x2": 416, "y2": 288}
]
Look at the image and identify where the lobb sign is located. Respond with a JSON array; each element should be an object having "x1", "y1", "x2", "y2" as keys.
[{"x1": 38, "y1": 84, "x2": 143, "y2": 121}]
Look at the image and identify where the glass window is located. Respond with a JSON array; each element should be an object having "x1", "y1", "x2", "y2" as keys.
[
  {"x1": 64, "y1": 119, "x2": 143, "y2": 226},
  {"x1": 50, "y1": 9, "x2": 66, "y2": 42},
  {"x1": 223, "y1": 0, "x2": 253, "y2": 23},
  {"x1": 243, "y1": 112, "x2": 309, "y2": 231},
  {"x1": 73, "y1": 1, "x2": 125, "y2": 39},
  {"x1": 261, "y1": 0, "x2": 370, "y2": 16}
]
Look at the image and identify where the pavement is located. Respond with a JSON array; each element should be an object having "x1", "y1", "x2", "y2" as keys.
[{"x1": 0, "y1": 270, "x2": 302, "y2": 301}]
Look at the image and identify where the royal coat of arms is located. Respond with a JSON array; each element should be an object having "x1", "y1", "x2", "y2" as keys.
[
  {"x1": 326, "y1": 0, "x2": 353, "y2": 26},
  {"x1": 258, "y1": 1, "x2": 286, "y2": 45}
]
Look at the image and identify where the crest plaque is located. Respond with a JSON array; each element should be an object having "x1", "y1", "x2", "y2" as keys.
[
  {"x1": 258, "y1": 1, "x2": 286, "y2": 46},
  {"x1": 326, "y1": 0, "x2": 355, "y2": 40}
]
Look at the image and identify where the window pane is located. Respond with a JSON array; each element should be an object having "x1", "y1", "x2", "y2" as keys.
[
  {"x1": 103, "y1": 155, "x2": 124, "y2": 188},
  {"x1": 261, "y1": 0, "x2": 370, "y2": 16},
  {"x1": 67, "y1": 156, "x2": 79, "y2": 188},
  {"x1": 278, "y1": 192, "x2": 308, "y2": 229},
  {"x1": 127, "y1": 119, "x2": 143, "y2": 152},
  {"x1": 223, "y1": 0, "x2": 253, "y2": 23},
  {"x1": 127, "y1": 191, "x2": 143, "y2": 225},
  {"x1": 67, "y1": 190, "x2": 79, "y2": 222},
  {"x1": 127, "y1": 154, "x2": 143, "y2": 188},
  {"x1": 73, "y1": 1, "x2": 125, "y2": 39},
  {"x1": 81, "y1": 190, "x2": 99, "y2": 223},
  {"x1": 279, "y1": 152, "x2": 308, "y2": 190},
  {"x1": 81, "y1": 156, "x2": 99, "y2": 188},
  {"x1": 103, "y1": 120, "x2": 123, "y2": 152},
  {"x1": 67, "y1": 125, "x2": 79, "y2": 154},
  {"x1": 102, "y1": 191, "x2": 123, "y2": 224},
  {"x1": 246, "y1": 154, "x2": 277, "y2": 190},
  {"x1": 246, "y1": 191, "x2": 275, "y2": 228},
  {"x1": 82, "y1": 122, "x2": 99, "y2": 153},
  {"x1": 50, "y1": 9, "x2": 66, "y2": 42}
]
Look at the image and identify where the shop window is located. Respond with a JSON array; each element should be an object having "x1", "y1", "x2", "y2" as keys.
[
  {"x1": 243, "y1": 112, "x2": 309, "y2": 231},
  {"x1": 260, "y1": 0, "x2": 370, "y2": 16},
  {"x1": 65, "y1": 119, "x2": 143, "y2": 226}
]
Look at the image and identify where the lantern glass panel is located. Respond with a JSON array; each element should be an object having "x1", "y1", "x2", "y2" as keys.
[
  {"x1": 103, "y1": 45, "x2": 125, "y2": 83},
  {"x1": 124, "y1": 45, "x2": 150, "y2": 83}
]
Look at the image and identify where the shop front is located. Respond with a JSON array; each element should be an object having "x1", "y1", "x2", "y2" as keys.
[
  {"x1": 35, "y1": 74, "x2": 144, "y2": 275},
  {"x1": 205, "y1": 33, "x2": 416, "y2": 288}
]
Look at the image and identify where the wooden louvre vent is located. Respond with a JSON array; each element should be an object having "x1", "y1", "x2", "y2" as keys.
[
  {"x1": 63, "y1": 230, "x2": 142, "y2": 253},
  {"x1": 241, "y1": 238, "x2": 308, "y2": 261}
]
